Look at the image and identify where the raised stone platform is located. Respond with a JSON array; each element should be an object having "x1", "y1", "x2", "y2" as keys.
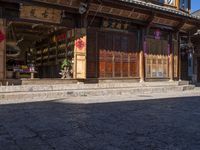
[{"x1": 0, "y1": 81, "x2": 195, "y2": 101}]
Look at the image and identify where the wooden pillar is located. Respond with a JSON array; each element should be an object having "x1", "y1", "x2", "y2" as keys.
[
  {"x1": 169, "y1": 32, "x2": 174, "y2": 81},
  {"x1": 140, "y1": 29, "x2": 146, "y2": 82},
  {"x1": 73, "y1": 28, "x2": 87, "y2": 79},
  {"x1": 176, "y1": 0, "x2": 180, "y2": 10},
  {"x1": 0, "y1": 19, "x2": 6, "y2": 80},
  {"x1": 139, "y1": 50, "x2": 145, "y2": 82},
  {"x1": 178, "y1": 32, "x2": 182, "y2": 81}
]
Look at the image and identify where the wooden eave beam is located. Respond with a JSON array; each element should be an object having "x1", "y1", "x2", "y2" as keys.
[
  {"x1": 91, "y1": 0, "x2": 151, "y2": 16},
  {"x1": 174, "y1": 21, "x2": 186, "y2": 32},
  {"x1": 92, "y1": 0, "x2": 198, "y2": 27},
  {"x1": 146, "y1": 12, "x2": 156, "y2": 27},
  {"x1": 88, "y1": 11, "x2": 147, "y2": 26}
]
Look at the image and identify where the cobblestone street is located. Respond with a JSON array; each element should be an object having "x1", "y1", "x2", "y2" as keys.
[{"x1": 1, "y1": 91, "x2": 200, "y2": 150}]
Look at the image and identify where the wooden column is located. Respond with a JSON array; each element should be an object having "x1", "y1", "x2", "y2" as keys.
[
  {"x1": 0, "y1": 19, "x2": 6, "y2": 80},
  {"x1": 140, "y1": 29, "x2": 146, "y2": 82},
  {"x1": 73, "y1": 28, "x2": 87, "y2": 79},
  {"x1": 178, "y1": 32, "x2": 182, "y2": 81},
  {"x1": 139, "y1": 50, "x2": 145, "y2": 82},
  {"x1": 169, "y1": 32, "x2": 174, "y2": 81},
  {"x1": 176, "y1": 0, "x2": 180, "y2": 10}
]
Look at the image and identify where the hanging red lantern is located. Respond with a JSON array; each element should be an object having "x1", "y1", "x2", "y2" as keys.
[{"x1": 0, "y1": 30, "x2": 5, "y2": 43}]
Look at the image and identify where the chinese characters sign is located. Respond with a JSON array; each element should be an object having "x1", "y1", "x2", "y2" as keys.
[{"x1": 20, "y1": 5, "x2": 61, "y2": 23}]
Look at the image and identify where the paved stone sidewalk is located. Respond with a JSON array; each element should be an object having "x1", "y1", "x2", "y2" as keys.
[{"x1": 1, "y1": 90, "x2": 200, "y2": 150}]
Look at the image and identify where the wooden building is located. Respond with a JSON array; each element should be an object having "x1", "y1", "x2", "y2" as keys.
[
  {"x1": 0, "y1": 0, "x2": 200, "y2": 83},
  {"x1": 191, "y1": 10, "x2": 200, "y2": 83}
]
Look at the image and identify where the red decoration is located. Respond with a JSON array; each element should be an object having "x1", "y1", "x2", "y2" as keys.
[
  {"x1": 75, "y1": 39, "x2": 85, "y2": 50},
  {"x1": 56, "y1": 33, "x2": 66, "y2": 42},
  {"x1": 154, "y1": 29, "x2": 161, "y2": 40},
  {"x1": 0, "y1": 30, "x2": 5, "y2": 43}
]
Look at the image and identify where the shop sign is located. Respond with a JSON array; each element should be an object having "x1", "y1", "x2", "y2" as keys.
[
  {"x1": 102, "y1": 20, "x2": 128, "y2": 30},
  {"x1": 0, "y1": 30, "x2": 5, "y2": 43},
  {"x1": 20, "y1": 5, "x2": 61, "y2": 23}
]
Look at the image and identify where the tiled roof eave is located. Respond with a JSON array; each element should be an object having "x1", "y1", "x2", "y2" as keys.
[{"x1": 119, "y1": 0, "x2": 200, "y2": 21}]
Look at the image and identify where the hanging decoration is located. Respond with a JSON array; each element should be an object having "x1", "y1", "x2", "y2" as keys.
[
  {"x1": 75, "y1": 38, "x2": 86, "y2": 51},
  {"x1": 0, "y1": 30, "x2": 5, "y2": 43},
  {"x1": 154, "y1": 29, "x2": 161, "y2": 40}
]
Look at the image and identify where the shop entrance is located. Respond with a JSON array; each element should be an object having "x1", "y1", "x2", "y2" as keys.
[{"x1": 6, "y1": 21, "x2": 74, "y2": 79}]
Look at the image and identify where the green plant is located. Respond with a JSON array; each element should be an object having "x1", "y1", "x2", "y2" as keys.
[{"x1": 61, "y1": 58, "x2": 71, "y2": 69}]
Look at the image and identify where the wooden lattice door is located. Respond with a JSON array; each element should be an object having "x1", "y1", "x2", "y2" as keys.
[{"x1": 97, "y1": 31, "x2": 139, "y2": 78}]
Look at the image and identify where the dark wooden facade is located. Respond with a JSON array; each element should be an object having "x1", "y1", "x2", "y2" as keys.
[{"x1": 0, "y1": 0, "x2": 199, "y2": 81}]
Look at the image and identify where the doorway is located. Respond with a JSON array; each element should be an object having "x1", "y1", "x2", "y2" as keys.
[
  {"x1": 6, "y1": 21, "x2": 74, "y2": 79},
  {"x1": 197, "y1": 58, "x2": 200, "y2": 82}
]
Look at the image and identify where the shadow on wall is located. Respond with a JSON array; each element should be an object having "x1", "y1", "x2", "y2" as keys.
[{"x1": 1, "y1": 97, "x2": 200, "y2": 149}]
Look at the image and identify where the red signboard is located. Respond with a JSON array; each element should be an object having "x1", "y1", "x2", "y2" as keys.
[{"x1": 0, "y1": 30, "x2": 5, "y2": 43}]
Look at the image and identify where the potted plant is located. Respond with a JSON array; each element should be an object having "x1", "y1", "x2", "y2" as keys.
[{"x1": 60, "y1": 58, "x2": 72, "y2": 79}]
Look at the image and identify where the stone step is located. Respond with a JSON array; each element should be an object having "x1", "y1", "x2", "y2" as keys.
[
  {"x1": 0, "y1": 81, "x2": 190, "y2": 93},
  {"x1": 0, "y1": 84, "x2": 195, "y2": 101}
]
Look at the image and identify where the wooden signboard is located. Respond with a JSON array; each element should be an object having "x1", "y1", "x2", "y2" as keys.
[
  {"x1": 33, "y1": 0, "x2": 79, "y2": 8},
  {"x1": 20, "y1": 5, "x2": 61, "y2": 23},
  {"x1": 74, "y1": 28, "x2": 87, "y2": 79},
  {"x1": 0, "y1": 19, "x2": 5, "y2": 80}
]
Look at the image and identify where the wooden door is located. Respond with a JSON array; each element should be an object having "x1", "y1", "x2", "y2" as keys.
[
  {"x1": 113, "y1": 34, "x2": 122, "y2": 77},
  {"x1": 197, "y1": 58, "x2": 200, "y2": 82},
  {"x1": 105, "y1": 33, "x2": 113, "y2": 77},
  {"x1": 87, "y1": 29, "x2": 98, "y2": 78},
  {"x1": 128, "y1": 34, "x2": 139, "y2": 77},
  {"x1": 87, "y1": 29, "x2": 139, "y2": 78},
  {"x1": 121, "y1": 36, "x2": 128, "y2": 77},
  {"x1": 98, "y1": 32, "x2": 106, "y2": 78}
]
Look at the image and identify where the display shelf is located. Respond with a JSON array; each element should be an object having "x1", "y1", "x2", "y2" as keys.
[{"x1": 34, "y1": 29, "x2": 75, "y2": 78}]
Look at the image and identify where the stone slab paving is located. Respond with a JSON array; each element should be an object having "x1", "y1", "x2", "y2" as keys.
[{"x1": 1, "y1": 89, "x2": 200, "y2": 150}]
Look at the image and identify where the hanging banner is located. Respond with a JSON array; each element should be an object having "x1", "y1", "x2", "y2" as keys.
[
  {"x1": 0, "y1": 19, "x2": 5, "y2": 80},
  {"x1": 20, "y1": 5, "x2": 61, "y2": 23},
  {"x1": 0, "y1": 30, "x2": 5, "y2": 43},
  {"x1": 74, "y1": 28, "x2": 87, "y2": 79}
]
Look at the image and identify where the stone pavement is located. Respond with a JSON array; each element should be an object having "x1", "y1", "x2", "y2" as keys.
[{"x1": 1, "y1": 90, "x2": 200, "y2": 150}]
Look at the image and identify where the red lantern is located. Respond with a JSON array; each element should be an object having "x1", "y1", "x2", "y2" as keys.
[{"x1": 0, "y1": 30, "x2": 5, "y2": 43}]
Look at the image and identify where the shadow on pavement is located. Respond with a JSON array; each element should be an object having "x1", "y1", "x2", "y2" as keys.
[{"x1": 1, "y1": 96, "x2": 200, "y2": 150}]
